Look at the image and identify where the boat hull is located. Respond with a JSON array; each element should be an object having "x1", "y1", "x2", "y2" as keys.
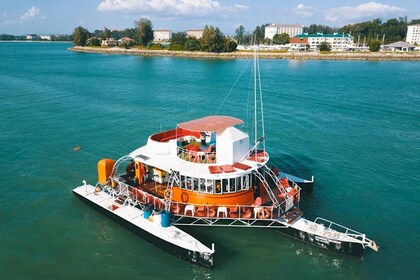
[
  {"x1": 276, "y1": 226, "x2": 364, "y2": 257},
  {"x1": 73, "y1": 189, "x2": 214, "y2": 268}
]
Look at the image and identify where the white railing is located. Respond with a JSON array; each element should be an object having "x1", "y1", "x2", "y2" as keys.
[{"x1": 177, "y1": 146, "x2": 216, "y2": 164}]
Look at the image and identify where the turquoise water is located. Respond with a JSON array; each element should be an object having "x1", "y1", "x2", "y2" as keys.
[{"x1": 0, "y1": 42, "x2": 419, "y2": 279}]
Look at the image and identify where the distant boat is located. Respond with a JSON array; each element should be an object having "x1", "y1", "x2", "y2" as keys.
[{"x1": 73, "y1": 49, "x2": 378, "y2": 268}]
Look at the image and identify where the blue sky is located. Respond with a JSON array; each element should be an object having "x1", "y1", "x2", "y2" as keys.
[{"x1": 1, "y1": 0, "x2": 419, "y2": 35}]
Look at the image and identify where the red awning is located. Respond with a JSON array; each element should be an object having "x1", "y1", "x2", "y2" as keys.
[{"x1": 178, "y1": 116, "x2": 243, "y2": 132}]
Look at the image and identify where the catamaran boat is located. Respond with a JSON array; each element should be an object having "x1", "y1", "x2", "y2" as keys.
[{"x1": 73, "y1": 52, "x2": 378, "y2": 268}]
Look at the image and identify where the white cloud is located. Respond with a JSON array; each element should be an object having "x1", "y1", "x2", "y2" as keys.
[
  {"x1": 97, "y1": 0, "x2": 244, "y2": 15},
  {"x1": 20, "y1": 7, "x2": 40, "y2": 21},
  {"x1": 325, "y1": 2, "x2": 406, "y2": 22},
  {"x1": 294, "y1": 3, "x2": 316, "y2": 18}
]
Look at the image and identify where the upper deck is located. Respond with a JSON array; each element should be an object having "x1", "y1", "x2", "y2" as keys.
[{"x1": 129, "y1": 115, "x2": 268, "y2": 179}]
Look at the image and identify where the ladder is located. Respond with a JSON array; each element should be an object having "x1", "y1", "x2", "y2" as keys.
[
  {"x1": 254, "y1": 169, "x2": 280, "y2": 209},
  {"x1": 164, "y1": 170, "x2": 180, "y2": 211},
  {"x1": 263, "y1": 165, "x2": 290, "y2": 200}
]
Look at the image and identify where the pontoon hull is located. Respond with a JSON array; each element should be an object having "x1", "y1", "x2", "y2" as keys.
[
  {"x1": 277, "y1": 226, "x2": 364, "y2": 257},
  {"x1": 73, "y1": 190, "x2": 214, "y2": 268}
]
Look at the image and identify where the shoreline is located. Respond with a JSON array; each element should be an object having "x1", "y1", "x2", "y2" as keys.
[{"x1": 70, "y1": 46, "x2": 420, "y2": 61}]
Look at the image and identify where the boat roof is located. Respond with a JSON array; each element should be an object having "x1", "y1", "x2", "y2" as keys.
[{"x1": 177, "y1": 116, "x2": 243, "y2": 132}]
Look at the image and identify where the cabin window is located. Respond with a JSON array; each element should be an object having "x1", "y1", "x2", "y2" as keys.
[
  {"x1": 206, "y1": 179, "x2": 213, "y2": 193},
  {"x1": 240, "y1": 175, "x2": 250, "y2": 190},
  {"x1": 193, "y1": 178, "x2": 199, "y2": 191},
  {"x1": 222, "y1": 179, "x2": 229, "y2": 193},
  {"x1": 229, "y1": 178, "x2": 236, "y2": 192},
  {"x1": 199, "y1": 179, "x2": 206, "y2": 193},
  {"x1": 185, "y1": 177, "x2": 192, "y2": 190},
  {"x1": 215, "y1": 179, "x2": 222, "y2": 194},
  {"x1": 180, "y1": 175, "x2": 186, "y2": 189}
]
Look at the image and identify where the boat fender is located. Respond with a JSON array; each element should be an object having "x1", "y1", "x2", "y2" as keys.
[
  {"x1": 257, "y1": 208, "x2": 270, "y2": 219},
  {"x1": 164, "y1": 189, "x2": 173, "y2": 200}
]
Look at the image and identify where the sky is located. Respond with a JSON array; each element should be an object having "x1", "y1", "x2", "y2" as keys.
[{"x1": 1, "y1": 0, "x2": 419, "y2": 35}]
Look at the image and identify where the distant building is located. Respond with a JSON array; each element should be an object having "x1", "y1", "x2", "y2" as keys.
[
  {"x1": 153, "y1": 30, "x2": 172, "y2": 42},
  {"x1": 40, "y1": 35, "x2": 51, "y2": 41},
  {"x1": 26, "y1": 34, "x2": 37, "y2": 40},
  {"x1": 118, "y1": 37, "x2": 134, "y2": 45},
  {"x1": 101, "y1": 38, "x2": 117, "y2": 47},
  {"x1": 289, "y1": 37, "x2": 308, "y2": 51},
  {"x1": 406, "y1": 24, "x2": 420, "y2": 45},
  {"x1": 383, "y1": 41, "x2": 416, "y2": 52},
  {"x1": 186, "y1": 30, "x2": 204, "y2": 39},
  {"x1": 293, "y1": 33, "x2": 353, "y2": 51},
  {"x1": 265, "y1": 24, "x2": 304, "y2": 39}
]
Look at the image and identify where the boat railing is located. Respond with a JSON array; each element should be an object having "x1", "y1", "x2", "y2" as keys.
[
  {"x1": 168, "y1": 200, "x2": 284, "y2": 221},
  {"x1": 177, "y1": 146, "x2": 216, "y2": 164},
  {"x1": 106, "y1": 176, "x2": 301, "y2": 222},
  {"x1": 313, "y1": 217, "x2": 378, "y2": 250}
]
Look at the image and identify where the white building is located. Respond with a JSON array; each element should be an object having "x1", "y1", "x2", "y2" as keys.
[
  {"x1": 101, "y1": 38, "x2": 117, "y2": 47},
  {"x1": 265, "y1": 24, "x2": 304, "y2": 39},
  {"x1": 153, "y1": 30, "x2": 172, "y2": 42},
  {"x1": 294, "y1": 33, "x2": 353, "y2": 51},
  {"x1": 40, "y1": 35, "x2": 51, "y2": 41},
  {"x1": 406, "y1": 24, "x2": 420, "y2": 45},
  {"x1": 186, "y1": 30, "x2": 204, "y2": 39},
  {"x1": 26, "y1": 34, "x2": 37, "y2": 40}
]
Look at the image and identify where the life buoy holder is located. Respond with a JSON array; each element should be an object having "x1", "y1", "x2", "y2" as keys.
[
  {"x1": 164, "y1": 189, "x2": 173, "y2": 200},
  {"x1": 257, "y1": 207, "x2": 270, "y2": 219}
]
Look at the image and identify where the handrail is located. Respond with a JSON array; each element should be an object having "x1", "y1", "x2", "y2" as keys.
[{"x1": 177, "y1": 146, "x2": 216, "y2": 164}]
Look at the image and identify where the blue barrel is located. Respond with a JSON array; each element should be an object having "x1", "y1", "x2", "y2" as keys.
[
  {"x1": 143, "y1": 204, "x2": 153, "y2": 219},
  {"x1": 161, "y1": 211, "x2": 171, "y2": 227}
]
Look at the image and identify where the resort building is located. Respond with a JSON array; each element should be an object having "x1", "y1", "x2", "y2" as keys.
[
  {"x1": 293, "y1": 33, "x2": 353, "y2": 51},
  {"x1": 186, "y1": 30, "x2": 204, "y2": 39},
  {"x1": 406, "y1": 24, "x2": 420, "y2": 45},
  {"x1": 26, "y1": 34, "x2": 37, "y2": 40},
  {"x1": 265, "y1": 24, "x2": 304, "y2": 39},
  {"x1": 40, "y1": 35, "x2": 51, "y2": 41},
  {"x1": 382, "y1": 41, "x2": 416, "y2": 52},
  {"x1": 118, "y1": 37, "x2": 134, "y2": 45},
  {"x1": 153, "y1": 30, "x2": 172, "y2": 42},
  {"x1": 101, "y1": 38, "x2": 117, "y2": 47},
  {"x1": 289, "y1": 37, "x2": 309, "y2": 51}
]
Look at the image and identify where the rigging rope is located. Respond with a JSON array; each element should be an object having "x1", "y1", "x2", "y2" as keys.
[{"x1": 214, "y1": 60, "x2": 251, "y2": 115}]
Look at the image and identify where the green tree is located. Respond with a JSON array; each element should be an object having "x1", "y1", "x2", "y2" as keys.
[
  {"x1": 273, "y1": 33, "x2": 290, "y2": 45},
  {"x1": 184, "y1": 38, "x2": 200, "y2": 51},
  {"x1": 200, "y1": 25, "x2": 225, "y2": 52},
  {"x1": 102, "y1": 27, "x2": 110, "y2": 40},
  {"x1": 252, "y1": 24, "x2": 269, "y2": 44},
  {"x1": 234, "y1": 25, "x2": 245, "y2": 43},
  {"x1": 318, "y1": 41, "x2": 331, "y2": 51},
  {"x1": 224, "y1": 38, "x2": 237, "y2": 52},
  {"x1": 89, "y1": 37, "x2": 101, "y2": 46},
  {"x1": 73, "y1": 26, "x2": 89, "y2": 46},
  {"x1": 135, "y1": 18, "x2": 153, "y2": 46},
  {"x1": 171, "y1": 32, "x2": 187, "y2": 47},
  {"x1": 369, "y1": 40, "x2": 381, "y2": 52}
]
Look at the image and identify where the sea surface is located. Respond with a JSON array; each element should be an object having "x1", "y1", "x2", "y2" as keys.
[{"x1": 0, "y1": 42, "x2": 419, "y2": 279}]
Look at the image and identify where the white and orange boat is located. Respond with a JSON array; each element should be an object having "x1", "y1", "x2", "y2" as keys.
[{"x1": 73, "y1": 51, "x2": 378, "y2": 268}]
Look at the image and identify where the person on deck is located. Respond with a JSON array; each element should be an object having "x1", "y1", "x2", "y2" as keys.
[{"x1": 126, "y1": 160, "x2": 135, "y2": 179}]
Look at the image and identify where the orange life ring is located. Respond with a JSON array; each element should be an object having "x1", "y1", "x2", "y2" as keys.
[
  {"x1": 257, "y1": 208, "x2": 270, "y2": 219},
  {"x1": 181, "y1": 192, "x2": 189, "y2": 203},
  {"x1": 164, "y1": 189, "x2": 173, "y2": 200}
]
